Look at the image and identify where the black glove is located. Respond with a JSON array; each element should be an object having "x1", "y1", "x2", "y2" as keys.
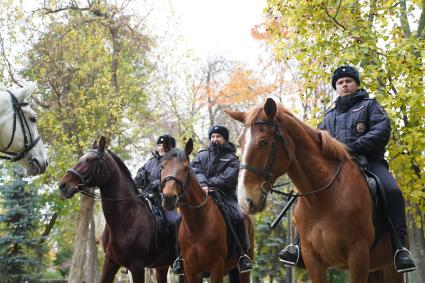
[{"x1": 134, "y1": 169, "x2": 149, "y2": 189}]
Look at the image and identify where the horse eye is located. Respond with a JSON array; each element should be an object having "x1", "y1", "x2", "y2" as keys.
[
  {"x1": 259, "y1": 140, "x2": 269, "y2": 147},
  {"x1": 30, "y1": 117, "x2": 37, "y2": 122}
]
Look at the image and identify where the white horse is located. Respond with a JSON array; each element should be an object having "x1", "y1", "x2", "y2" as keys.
[{"x1": 0, "y1": 83, "x2": 48, "y2": 175}]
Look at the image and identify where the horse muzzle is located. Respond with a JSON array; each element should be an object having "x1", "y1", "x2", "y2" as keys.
[
  {"x1": 162, "y1": 194, "x2": 177, "y2": 211},
  {"x1": 239, "y1": 193, "x2": 267, "y2": 214},
  {"x1": 58, "y1": 181, "x2": 79, "y2": 200}
]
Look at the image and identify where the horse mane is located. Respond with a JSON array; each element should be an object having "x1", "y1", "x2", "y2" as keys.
[
  {"x1": 318, "y1": 130, "x2": 350, "y2": 161},
  {"x1": 245, "y1": 102, "x2": 349, "y2": 161},
  {"x1": 107, "y1": 150, "x2": 139, "y2": 194}
]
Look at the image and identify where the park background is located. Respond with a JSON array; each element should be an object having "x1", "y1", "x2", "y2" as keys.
[{"x1": 0, "y1": 0, "x2": 424, "y2": 282}]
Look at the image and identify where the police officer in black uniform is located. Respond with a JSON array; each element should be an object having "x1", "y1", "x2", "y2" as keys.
[{"x1": 278, "y1": 66, "x2": 416, "y2": 273}]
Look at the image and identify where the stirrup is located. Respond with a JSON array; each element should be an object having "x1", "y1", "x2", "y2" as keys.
[
  {"x1": 172, "y1": 257, "x2": 184, "y2": 275},
  {"x1": 394, "y1": 247, "x2": 416, "y2": 273},
  {"x1": 237, "y1": 254, "x2": 253, "y2": 274},
  {"x1": 279, "y1": 243, "x2": 300, "y2": 267}
]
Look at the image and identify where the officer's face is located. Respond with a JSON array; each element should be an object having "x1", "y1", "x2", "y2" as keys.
[
  {"x1": 336, "y1": 77, "x2": 359, "y2": 97},
  {"x1": 157, "y1": 144, "x2": 165, "y2": 156},
  {"x1": 211, "y1": 133, "x2": 226, "y2": 145}
]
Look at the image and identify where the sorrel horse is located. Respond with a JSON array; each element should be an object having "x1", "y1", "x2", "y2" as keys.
[
  {"x1": 226, "y1": 98, "x2": 403, "y2": 283},
  {"x1": 58, "y1": 137, "x2": 174, "y2": 283},
  {"x1": 160, "y1": 139, "x2": 254, "y2": 283},
  {"x1": 0, "y1": 83, "x2": 48, "y2": 175}
]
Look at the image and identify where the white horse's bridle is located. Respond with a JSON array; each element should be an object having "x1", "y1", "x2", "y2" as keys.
[{"x1": 0, "y1": 90, "x2": 41, "y2": 162}]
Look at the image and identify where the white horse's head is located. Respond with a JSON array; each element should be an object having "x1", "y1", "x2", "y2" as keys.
[{"x1": 0, "y1": 83, "x2": 48, "y2": 175}]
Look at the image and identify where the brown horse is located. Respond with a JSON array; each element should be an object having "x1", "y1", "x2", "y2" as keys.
[
  {"x1": 160, "y1": 139, "x2": 254, "y2": 283},
  {"x1": 58, "y1": 137, "x2": 173, "y2": 283},
  {"x1": 226, "y1": 98, "x2": 403, "y2": 283}
]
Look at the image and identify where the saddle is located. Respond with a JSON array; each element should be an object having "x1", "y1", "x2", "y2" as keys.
[
  {"x1": 209, "y1": 190, "x2": 248, "y2": 258},
  {"x1": 142, "y1": 191, "x2": 176, "y2": 258},
  {"x1": 354, "y1": 156, "x2": 399, "y2": 252}
]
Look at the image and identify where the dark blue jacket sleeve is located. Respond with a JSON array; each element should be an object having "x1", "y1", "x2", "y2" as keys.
[
  {"x1": 348, "y1": 102, "x2": 391, "y2": 156},
  {"x1": 208, "y1": 157, "x2": 239, "y2": 191}
]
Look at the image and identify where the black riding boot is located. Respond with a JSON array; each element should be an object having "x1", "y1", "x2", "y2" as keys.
[
  {"x1": 171, "y1": 217, "x2": 184, "y2": 275},
  {"x1": 235, "y1": 220, "x2": 253, "y2": 273},
  {"x1": 386, "y1": 190, "x2": 416, "y2": 273},
  {"x1": 278, "y1": 233, "x2": 305, "y2": 268}
]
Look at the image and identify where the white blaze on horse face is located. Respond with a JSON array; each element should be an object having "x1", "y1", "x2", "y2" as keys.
[{"x1": 237, "y1": 126, "x2": 251, "y2": 211}]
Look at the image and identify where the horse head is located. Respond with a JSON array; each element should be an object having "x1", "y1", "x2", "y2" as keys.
[
  {"x1": 160, "y1": 138, "x2": 193, "y2": 210},
  {"x1": 226, "y1": 98, "x2": 293, "y2": 214},
  {"x1": 0, "y1": 83, "x2": 48, "y2": 175},
  {"x1": 59, "y1": 136, "x2": 109, "y2": 199}
]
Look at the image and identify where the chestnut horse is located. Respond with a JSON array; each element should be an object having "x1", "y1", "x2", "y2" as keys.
[
  {"x1": 226, "y1": 98, "x2": 403, "y2": 283},
  {"x1": 58, "y1": 137, "x2": 174, "y2": 283},
  {"x1": 160, "y1": 139, "x2": 254, "y2": 283}
]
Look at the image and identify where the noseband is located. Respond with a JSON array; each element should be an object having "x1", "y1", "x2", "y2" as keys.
[
  {"x1": 0, "y1": 90, "x2": 41, "y2": 162},
  {"x1": 161, "y1": 167, "x2": 208, "y2": 209},
  {"x1": 66, "y1": 150, "x2": 106, "y2": 192},
  {"x1": 239, "y1": 120, "x2": 293, "y2": 195}
]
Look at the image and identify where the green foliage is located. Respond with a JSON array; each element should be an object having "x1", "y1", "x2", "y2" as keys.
[
  {"x1": 265, "y1": 0, "x2": 425, "y2": 221},
  {"x1": 0, "y1": 164, "x2": 44, "y2": 281}
]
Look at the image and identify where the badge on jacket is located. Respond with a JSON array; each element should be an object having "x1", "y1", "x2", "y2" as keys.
[{"x1": 356, "y1": 122, "x2": 366, "y2": 133}]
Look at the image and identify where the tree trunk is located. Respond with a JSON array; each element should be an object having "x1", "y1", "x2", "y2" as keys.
[
  {"x1": 85, "y1": 214, "x2": 100, "y2": 283},
  {"x1": 67, "y1": 193, "x2": 95, "y2": 283},
  {"x1": 408, "y1": 206, "x2": 425, "y2": 282}
]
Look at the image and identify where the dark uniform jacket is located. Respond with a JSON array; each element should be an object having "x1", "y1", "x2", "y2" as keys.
[
  {"x1": 134, "y1": 151, "x2": 163, "y2": 193},
  {"x1": 318, "y1": 89, "x2": 391, "y2": 163},
  {"x1": 191, "y1": 142, "x2": 239, "y2": 199}
]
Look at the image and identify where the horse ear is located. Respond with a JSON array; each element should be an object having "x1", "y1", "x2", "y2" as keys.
[
  {"x1": 98, "y1": 136, "x2": 107, "y2": 151},
  {"x1": 185, "y1": 138, "x2": 193, "y2": 157},
  {"x1": 15, "y1": 82, "x2": 37, "y2": 102},
  {"x1": 224, "y1": 109, "x2": 245, "y2": 124},
  {"x1": 264, "y1": 97, "x2": 277, "y2": 120},
  {"x1": 92, "y1": 140, "x2": 98, "y2": 149},
  {"x1": 162, "y1": 138, "x2": 172, "y2": 153}
]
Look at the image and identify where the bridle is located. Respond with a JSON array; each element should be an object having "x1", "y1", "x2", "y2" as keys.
[
  {"x1": 66, "y1": 149, "x2": 106, "y2": 194},
  {"x1": 161, "y1": 166, "x2": 208, "y2": 209},
  {"x1": 0, "y1": 90, "x2": 41, "y2": 162},
  {"x1": 239, "y1": 120, "x2": 293, "y2": 195},
  {"x1": 239, "y1": 119, "x2": 346, "y2": 198}
]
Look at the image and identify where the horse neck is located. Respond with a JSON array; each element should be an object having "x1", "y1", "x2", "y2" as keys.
[
  {"x1": 98, "y1": 160, "x2": 147, "y2": 231},
  {"x1": 279, "y1": 114, "x2": 343, "y2": 195},
  {"x1": 178, "y1": 171, "x2": 211, "y2": 232}
]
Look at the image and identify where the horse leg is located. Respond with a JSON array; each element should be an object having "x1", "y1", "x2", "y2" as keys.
[
  {"x1": 184, "y1": 268, "x2": 201, "y2": 283},
  {"x1": 228, "y1": 268, "x2": 240, "y2": 283},
  {"x1": 100, "y1": 256, "x2": 120, "y2": 283},
  {"x1": 129, "y1": 265, "x2": 145, "y2": 283},
  {"x1": 154, "y1": 266, "x2": 169, "y2": 283},
  {"x1": 368, "y1": 270, "x2": 385, "y2": 283},
  {"x1": 210, "y1": 263, "x2": 225, "y2": 283},
  {"x1": 347, "y1": 245, "x2": 370, "y2": 283},
  {"x1": 384, "y1": 266, "x2": 403, "y2": 283}
]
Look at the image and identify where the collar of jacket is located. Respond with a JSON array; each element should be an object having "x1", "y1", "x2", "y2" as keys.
[{"x1": 335, "y1": 89, "x2": 368, "y2": 113}]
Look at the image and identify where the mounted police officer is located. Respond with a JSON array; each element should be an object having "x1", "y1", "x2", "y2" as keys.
[
  {"x1": 172, "y1": 125, "x2": 253, "y2": 274},
  {"x1": 134, "y1": 134, "x2": 181, "y2": 261},
  {"x1": 278, "y1": 66, "x2": 416, "y2": 273}
]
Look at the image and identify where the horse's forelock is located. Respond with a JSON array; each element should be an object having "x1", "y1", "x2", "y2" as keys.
[{"x1": 163, "y1": 148, "x2": 187, "y2": 162}]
